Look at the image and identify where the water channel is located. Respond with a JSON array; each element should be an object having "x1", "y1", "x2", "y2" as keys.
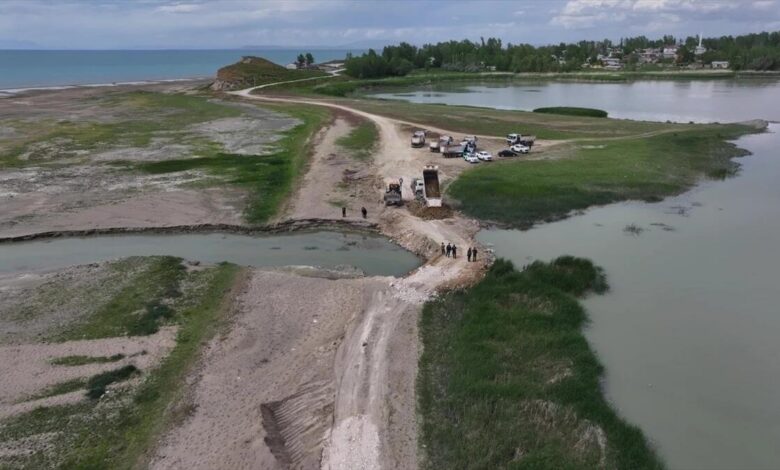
[
  {"x1": 0, "y1": 231, "x2": 421, "y2": 278},
  {"x1": 371, "y1": 78, "x2": 780, "y2": 123},
  {"x1": 381, "y1": 78, "x2": 780, "y2": 468}
]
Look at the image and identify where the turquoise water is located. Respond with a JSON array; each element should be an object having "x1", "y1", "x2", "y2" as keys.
[{"x1": 0, "y1": 49, "x2": 361, "y2": 90}]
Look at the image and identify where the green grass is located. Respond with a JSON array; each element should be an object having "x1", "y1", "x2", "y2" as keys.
[
  {"x1": 55, "y1": 256, "x2": 186, "y2": 341},
  {"x1": 51, "y1": 354, "x2": 126, "y2": 366},
  {"x1": 534, "y1": 107, "x2": 608, "y2": 118},
  {"x1": 86, "y1": 365, "x2": 139, "y2": 400},
  {"x1": 448, "y1": 125, "x2": 754, "y2": 227},
  {"x1": 24, "y1": 378, "x2": 88, "y2": 402},
  {"x1": 0, "y1": 261, "x2": 243, "y2": 469},
  {"x1": 139, "y1": 103, "x2": 330, "y2": 223},
  {"x1": 1, "y1": 92, "x2": 243, "y2": 168},
  {"x1": 321, "y1": 98, "x2": 678, "y2": 140},
  {"x1": 419, "y1": 258, "x2": 663, "y2": 469},
  {"x1": 336, "y1": 120, "x2": 379, "y2": 160}
]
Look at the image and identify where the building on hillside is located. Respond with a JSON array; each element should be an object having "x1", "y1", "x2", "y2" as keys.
[
  {"x1": 285, "y1": 63, "x2": 298, "y2": 70},
  {"x1": 637, "y1": 48, "x2": 661, "y2": 64},
  {"x1": 602, "y1": 57, "x2": 623, "y2": 70},
  {"x1": 662, "y1": 46, "x2": 678, "y2": 59},
  {"x1": 712, "y1": 61, "x2": 730, "y2": 69}
]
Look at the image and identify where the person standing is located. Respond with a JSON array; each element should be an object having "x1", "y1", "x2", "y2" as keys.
[
  {"x1": 452, "y1": 244, "x2": 457, "y2": 259},
  {"x1": 361, "y1": 207, "x2": 367, "y2": 219},
  {"x1": 467, "y1": 247, "x2": 472, "y2": 262},
  {"x1": 342, "y1": 207, "x2": 346, "y2": 218},
  {"x1": 472, "y1": 247, "x2": 477, "y2": 262},
  {"x1": 446, "y1": 243, "x2": 452, "y2": 257},
  {"x1": 441, "y1": 242, "x2": 446, "y2": 255}
]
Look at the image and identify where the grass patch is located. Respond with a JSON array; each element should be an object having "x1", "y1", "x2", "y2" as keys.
[
  {"x1": 323, "y1": 98, "x2": 677, "y2": 140},
  {"x1": 86, "y1": 365, "x2": 139, "y2": 400},
  {"x1": 336, "y1": 120, "x2": 378, "y2": 161},
  {"x1": 0, "y1": 261, "x2": 243, "y2": 469},
  {"x1": 139, "y1": 103, "x2": 329, "y2": 223},
  {"x1": 55, "y1": 256, "x2": 186, "y2": 341},
  {"x1": 0, "y1": 92, "x2": 242, "y2": 168},
  {"x1": 51, "y1": 354, "x2": 126, "y2": 366},
  {"x1": 448, "y1": 125, "x2": 754, "y2": 227},
  {"x1": 419, "y1": 258, "x2": 663, "y2": 469},
  {"x1": 534, "y1": 106, "x2": 608, "y2": 118},
  {"x1": 24, "y1": 378, "x2": 88, "y2": 402}
]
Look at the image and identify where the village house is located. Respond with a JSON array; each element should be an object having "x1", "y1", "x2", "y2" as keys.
[
  {"x1": 662, "y1": 45, "x2": 678, "y2": 59},
  {"x1": 711, "y1": 61, "x2": 730, "y2": 69}
]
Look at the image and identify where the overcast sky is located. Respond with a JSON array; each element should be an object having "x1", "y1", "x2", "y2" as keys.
[{"x1": 1, "y1": 0, "x2": 779, "y2": 49}]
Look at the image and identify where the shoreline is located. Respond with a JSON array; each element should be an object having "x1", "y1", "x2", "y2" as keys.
[{"x1": 0, "y1": 77, "x2": 210, "y2": 96}]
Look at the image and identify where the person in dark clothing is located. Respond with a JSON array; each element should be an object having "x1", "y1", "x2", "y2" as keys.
[
  {"x1": 441, "y1": 242, "x2": 446, "y2": 255},
  {"x1": 467, "y1": 247, "x2": 472, "y2": 262},
  {"x1": 472, "y1": 247, "x2": 477, "y2": 262},
  {"x1": 446, "y1": 243, "x2": 452, "y2": 257},
  {"x1": 452, "y1": 245, "x2": 457, "y2": 258},
  {"x1": 361, "y1": 207, "x2": 367, "y2": 218},
  {"x1": 342, "y1": 207, "x2": 346, "y2": 217}
]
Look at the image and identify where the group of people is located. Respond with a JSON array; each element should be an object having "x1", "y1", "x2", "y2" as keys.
[
  {"x1": 342, "y1": 206, "x2": 368, "y2": 219},
  {"x1": 441, "y1": 242, "x2": 479, "y2": 262}
]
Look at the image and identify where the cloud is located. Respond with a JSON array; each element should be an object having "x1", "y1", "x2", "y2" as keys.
[
  {"x1": 551, "y1": 0, "x2": 754, "y2": 30},
  {"x1": 155, "y1": 3, "x2": 200, "y2": 14}
]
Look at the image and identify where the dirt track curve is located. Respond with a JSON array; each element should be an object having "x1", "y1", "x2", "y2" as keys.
[{"x1": 230, "y1": 85, "x2": 486, "y2": 469}]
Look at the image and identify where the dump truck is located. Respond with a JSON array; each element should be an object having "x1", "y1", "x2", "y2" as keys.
[
  {"x1": 422, "y1": 165, "x2": 441, "y2": 207},
  {"x1": 430, "y1": 135, "x2": 452, "y2": 153},
  {"x1": 506, "y1": 133, "x2": 536, "y2": 147},
  {"x1": 383, "y1": 177, "x2": 403, "y2": 206},
  {"x1": 411, "y1": 130, "x2": 426, "y2": 148},
  {"x1": 441, "y1": 143, "x2": 465, "y2": 158}
]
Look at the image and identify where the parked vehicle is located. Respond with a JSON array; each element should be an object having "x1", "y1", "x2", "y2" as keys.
[
  {"x1": 510, "y1": 144, "x2": 530, "y2": 154},
  {"x1": 411, "y1": 177, "x2": 425, "y2": 198},
  {"x1": 442, "y1": 143, "x2": 465, "y2": 158},
  {"x1": 431, "y1": 135, "x2": 453, "y2": 153},
  {"x1": 422, "y1": 165, "x2": 442, "y2": 207},
  {"x1": 383, "y1": 178, "x2": 404, "y2": 206},
  {"x1": 476, "y1": 151, "x2": 493, "y2": 161},
  {"x1": 506, "y1": 133, "x2": 536, "y2": 147},
  {"x1": 411, "y1": 130, "x2": 426, "y2": 148},
  {"x1": 498, "y1": 149, "x2": 520, "y2": 157},
  {"x1": 463, "y1": 153, "x2": 480, "y2": 164}
]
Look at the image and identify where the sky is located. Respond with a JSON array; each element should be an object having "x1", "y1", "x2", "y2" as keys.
[{"x1": 1, "y1": 0, "x2": 779, "y2": 49}]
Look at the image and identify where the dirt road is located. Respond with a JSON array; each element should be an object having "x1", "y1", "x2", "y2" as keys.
[{"x1": 226, "y1": 86, "x2": 487, "y2": 469}]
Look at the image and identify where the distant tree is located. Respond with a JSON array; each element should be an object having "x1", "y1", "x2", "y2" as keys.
[
  {"x1": 305, "y1": 52, "x2": 315, "y2": 66},
  {"x1": 676, "y1": 47, "x2": 694, "y2": 65},
  {"x1": 296, "y1": 53, "x2": 305, "y2": 67}
]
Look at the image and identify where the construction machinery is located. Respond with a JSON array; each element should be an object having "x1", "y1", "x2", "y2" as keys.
[
  {"x1": 422, "y1": 165, "x2": 441, "y2": 207},
  {"x1": 383, "y1": 177, "x2": 404, "y2": 206}
]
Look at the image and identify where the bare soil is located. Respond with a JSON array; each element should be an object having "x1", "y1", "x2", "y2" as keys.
[{"x1": 0, "y1": 83, "x2": 298, "y2": 238}]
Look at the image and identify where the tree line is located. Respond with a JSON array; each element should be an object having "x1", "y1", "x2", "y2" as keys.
[{"x1": 344, "y1": 31, "x2": 780, "y2": 78}]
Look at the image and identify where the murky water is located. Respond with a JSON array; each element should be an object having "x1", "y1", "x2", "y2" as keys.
[
  {"x1": 480, "y1": 125, "x2": 780, "y2": 469},
  {"x1": 371, "y1": 79, "x2": 780, "y2": 123},
  {"x1": 0, "y1": 231, "x2": 421, "y2": 277}
]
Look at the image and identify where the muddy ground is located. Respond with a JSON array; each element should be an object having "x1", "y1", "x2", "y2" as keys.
[{"x1": 0, "y1": 83, "x2": 299, "y2": 237}]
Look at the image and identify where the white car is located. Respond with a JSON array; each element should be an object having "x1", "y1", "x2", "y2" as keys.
[
  {"x1": 476, "y1": 151, "x2": 493, "y2": 161},
  {"x1": 510, "y1": 144, "x2": 530, "y2": 154},
  {"x1": 463, "y1": 153, "x2": 480, "y2": 164}
]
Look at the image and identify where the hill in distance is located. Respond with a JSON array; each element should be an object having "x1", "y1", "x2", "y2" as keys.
[{"x1": 211, "y1": 56, "x2": 327, "y2": 91}]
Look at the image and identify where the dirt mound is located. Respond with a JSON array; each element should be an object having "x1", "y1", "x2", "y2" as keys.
[
  {"x1": 406, "y1": 200, "x2": 454, "y2": 220},
  {"x1": 261, "y1": 380, "x2": 334, "y2": 469},
  {"x1": 212, "y1": 56, "x2": 326, "y2": 91}
]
